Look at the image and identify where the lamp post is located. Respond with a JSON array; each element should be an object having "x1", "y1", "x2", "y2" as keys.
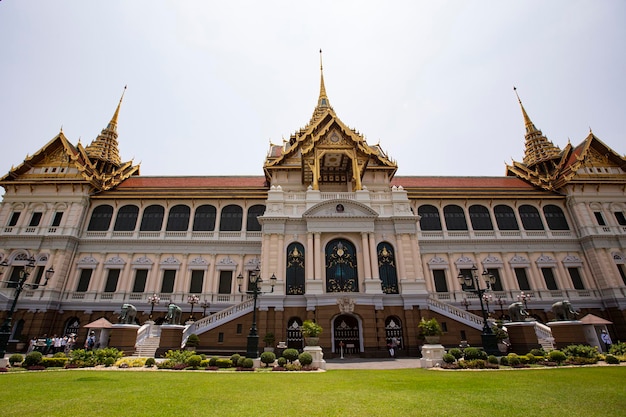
[
  {"x1": 517, "y1": 291, "x2": 531, "y2": 310},
  {"x1": 200, "y1": 300, "x2": 211, "y2": 317},
  {"x1": 482, "y1": 293, "x2": 493, "y2": 315},
  {"x1": 187, "y1": 294, "x2": 200, "y2": 322},
  {"x1": 495, "y1": 297, "x2": 506, "y2": 318},
  {"x1": 0, "y1": 256, "x2": 54, "y2": 358},
  {"x1": 461, "y1": 298, "x2": 471, "y2": 312},
  {"x1": 457, "y1": 265, "x2": 499, "y2": 356},
  {"x1": 147, "y1": 293, "x2": 160, "y2": 321},
  {"x1": 237, "y1": 265, "x2": 277, "y2": 358}
]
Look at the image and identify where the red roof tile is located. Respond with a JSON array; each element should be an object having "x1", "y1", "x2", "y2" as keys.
[
  {"x1": 391, "y1": 176, "x2": 536, "y2": 189},
  {"x1": 117, "y1": 176, "x2": 267, "y2": 189}
]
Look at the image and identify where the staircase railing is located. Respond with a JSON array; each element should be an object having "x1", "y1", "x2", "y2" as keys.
[
  {"x1": 427, "y1": 297, "x2": 484, "y2": 330},
  {"x1": 181, "y1": 297, "x2": 254, "y2": 346}
]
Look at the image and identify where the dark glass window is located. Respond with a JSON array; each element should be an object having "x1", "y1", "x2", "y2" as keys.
[
  {"x1": 519, "y1": 205, "x2": 544, "y2": 230},
  {"x1": 114, "y1": 205, "x2": 139, "y2": 231},
  {"x1": 161, "y1": 269, "x2": 176, "y2": 293},
  {"x1": 418, "y1": 205, "x2": 442, "y2": 231},
  {"x1": 286, "y1": 242, "x2": 305, "y2": 295},
  {"x1": 514, "y1": 268, "x2": 531, "y2": 290},
  {"x1": 51, "y1": 212, "x2": 63, "y2": 227},
  {"x1": 189, "y1": 270, "x2": 204, "y2": 293},
  {"x1": 614, "y1": 212, "x2": 626, "y2": 226},
  {"x1": 87, "y1": 205, "x2": 113, "y2": 231},
  {"x1": 432, "y1": 269, "x2": 448, "y2": 292},
  {"x1": 246, "y1": 204, "x2": 265, "y2": 231},
  {"x1": 219, "y1": 205, "x2": 243, "y2": 231},
  {"x1": 325, "y1": 239, "x2": 358, "y2": 292},
  {"x1": 469, "y1": 205, "x2": 493, "y2": 230},
  {"x1": 8, "y1": 212, "x2": 20, "y2": 227},
  {"x1": 494, "y1": 205, "x2": 519, "y2": 230},
  {"x1": 76, "y1": 269, "x2": 93, "y2": 292},
  {"x1": 132, "y1": 269, "x2": 148, "y2": 293},
  {"x1": 567, "y1": 267, "x2": 585, "y2": 290},
  {"x1": 443, "y1": 205, "x2": 468, "y2": 231},
  {"x1": 140, "y1": 205, "x2": 165, "y2": 231},
  {"x1": 541, "y1": 267, "x2": 558, "y2": 290},
  {"x1": 7, "y1": 267, "x2": 23, "y2": 288},
  {"x1": 378, "y1": 242, "x2": 398, "y2": 294},
  {"x1": 193, "y1": 205, "x2": 216, "y2": 231},
  {"x1": 593, "y1": 212, "x2": 606, "y2": 226},
  {"x1": 458, "y1": 268, "x2": 475, "y2": 290},
  {"x1": 29, "y1": 212, "x2": 43, "y2": 227},
  {"x1": 218, "y1": 270, "x2": 232, "y2": 294},
  {"x1": 104, "y1": 269, "x2": 120, "y2": 292},
  {"x1": 31, "y1": 267, "x2": 45, "y2": 288},
  {"x1": 618, "y1": 264, "x2": 626, "y2": 286},
  {"x1": 487, "y1": 269, "x2": 503, "y2": 291},
  {"x1": 166, "y1": 205, "x2": 190, "y2": 231},
  {"x1": 543, "y1": 205, "x2": 569, "y2": 230}
]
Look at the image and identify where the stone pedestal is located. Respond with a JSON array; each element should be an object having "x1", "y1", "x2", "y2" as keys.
[
  {"x1": 419, "y1": 344, "x2": 445, "y2": 368},
  {"x1": 156, "y1": 325, "x2": 185, "y2": 357},
  {"x1": 109, "y1": 324, "x2": 140, "y2": 355},
  {"x1": 506, "y1": 322, "x2": 541, "y2": 354},
  {"x1": 547, "y1": 321, "x2": 585, "y2": 350},
  {"x1": 304, "y1": 346, "x2": 326, "y2": 370},
  {"x1": 0, "y1": 358, "x2": 8, "y2": 368}
]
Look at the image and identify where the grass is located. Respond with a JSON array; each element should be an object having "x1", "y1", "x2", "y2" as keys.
[{"x1": 1, "y1": 367, "x2": 625, "y2": 416}]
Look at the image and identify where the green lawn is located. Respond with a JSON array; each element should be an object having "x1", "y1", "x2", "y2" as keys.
[{"x1": 1, "y1": 367, "x2": 625, "y2": 416}]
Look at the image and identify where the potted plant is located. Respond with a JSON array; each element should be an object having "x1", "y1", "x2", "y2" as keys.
[
  {"x1": 263, "y1": 332, "x2": 276, "y2": 352},
  {"x1": 418, "y1": 317, "x2": 443, "y2": 344},
  {"x1": 301, "y1": 320, "x2": 322, "y2": 346}
]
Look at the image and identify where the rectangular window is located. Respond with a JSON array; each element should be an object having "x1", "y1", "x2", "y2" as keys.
[
  {"x1": 459, "y1": 268, "x2": 475, "y2": 290},
  {"x1": 104, "y1": 269, "x2": 121, "y2": 292},
  {"x1": 8, "y1": 212, "x2": 20, "y2": 226},
  {"x1": 218, "y1": 332, "x2": 224, "y2": 343},
  {"x1": 132, "y1": 269, "x2": 148, "y2": 293},
  {"x1": 161, "y1": 269, "x2": 176, "y2": 293},
  {"x1": 567, "y1": 267, "x2": 585, "y2": 290},
  {"x1": 189, "y1": 270, "x2": 204, "y2": 293},
  {"x1": 31, "y1": 266, "x2": 45, "y2": 289},
  {"x1": 593, "y1": 212, "x2": 606, "y2": 226},
  {"x1": 432, "y1": 270, "x2": 448, "y2": 292},
  {"x1": 218, "y1": 270, "x2": 232, "y2": 294},
  {"x1": 51, "y1": 212, "x2": 64, "y2": 227},
  {"x1": 618, "y1": 264, "x2": 626, "y2": 286},
  {"x1": 7, "y1": 267, "x2": 23, "y2": 288},
  {"x1": 236, "y1": 324, "x2": 243, "y2": 334},
  {"x1": 514, "y1": 268, "x2": 531, "y2": 291},
  {"x1": 29, "y1": 212, "x2": 43, "y2": 227},
  {"x1": 487, "y1": 269, "x2": 504, "y2": 291},
  {"x1": 615, "y1": 212, "x2": 626, "y2": 226},
  {"x1": 541, "y1": 267, "x2": 558, "y2": 290},
  {"x1": 76, "y1": 269, "x2": 93, "y2": 292}
]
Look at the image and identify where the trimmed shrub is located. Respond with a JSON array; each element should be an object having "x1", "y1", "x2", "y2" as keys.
[
  {"x1": 499, "y1": 356, "x2": 509, "y2": 366},
  {"x1": 237, "y1": 356, "x2": 247, "y2": 367},
  {"x1": 277, "y1": 357, "x2": 287, "y2": 367},
  {"x1": 241, "y1": 358, "x2": 254, "y2": 368},
  {"x1": 282, "y1": 348, "x2": 299, "y2": 363},
  {"x1": 23, "y1": 351, "x2": 43, "y2": 367},
  {"x1": 115, "y1": 357, "x2": 146, "y2": 368},
  {"x1": 563, "y1": 344, "x2": 599, "y2": 359},
  {"x1": 507, "y1": 354, "x2": 520, "y2": 366},
  {"x1": 145, "y1": 357, "x2": 156, "y2": 367},
  {"x1": 609, "y1": 341, "x2": 626, "y2": 356},
  {"x1": 529, "y1": 348, "x2": 545, "y2": 357},
  {"x1": 525, "y1": 353, "x2": 536, "y2": 364},
  {"x1": 188, "y1": 355, "x2": 203, "y2": 368},
  {"x1": 462, "y1": 359, "x2": 486, "y2": 369},
  {"x1": 53, "y1": 352, "x2": 67, "y2": 358},
  {"x1": 487, "y1": 355, "x2": 499, "y2": 365},
  {"x1": 200, "y1": 359, "x2": 209, "y2": 368},
  {"x1": 443, "y1": 353, "x2": 455, "y2": 364},
  {"x1": 260, "y1": 351, "x2": 276, "y2": 367},
  {"x1": 208, "y1": 356, "x2": 218, "y2": 367},
  {"x1": 463, "y1": 347, "x2": 486, "y2": 360},
  {"x1": 104, "y1": 357, "x2": 115, "y2": 367},
  {"x1": 9, "y1": 354, "x2": 23, "y2": 366},
  {"x1": 518, "y1": 355, "x2": 529, "y2": 365},
  {"x1": 605, "y1": 354, "x2": 620, "y2": 365},
  {"x1": 230, "y1": 353, "x2": 241, "y2": 364},
  {"x1": 298, "y1": 352, "x2": 313, "y2": 366},
  {"x1": 216, "y1": 358, "x2": 233, "y2": 368},
  {"x1": 548, "y1": 350, "x2": 567, "y2": 364},
  {"x1": 448, "y1": 348, "x2": 463, "y2": 359}
]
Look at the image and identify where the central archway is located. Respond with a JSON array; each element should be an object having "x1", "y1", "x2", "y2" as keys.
[{"x1": 333, "y1": 314, "x2": 361, "y2": 354}]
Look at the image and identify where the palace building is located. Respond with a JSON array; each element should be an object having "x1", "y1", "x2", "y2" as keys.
[{"x1": 1, "y1": 63, "x2": 625, "y2": 357}]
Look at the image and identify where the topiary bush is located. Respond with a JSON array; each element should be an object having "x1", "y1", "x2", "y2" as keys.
[
  {"x1": 609, "y1": 341, "x2": 626, "y2": 356},
  {"x1": 145, "y1": 357, "x2": 156, "y2": 367},
  {"x1": 463, "y1": 347, "x2": 486, "y2": 360},
  {"x1": 188, "y1": 354, "x2": 203, "y2": 369},
  {"x1": 448, "y1": 348, "x2": 463, "y2": 359},
  {"x1": 104, "y1": 357, "x2": 115, "y2": 367},
  {"x1": 507, "y1": 354, "x2": 521, "y2": 366},
  {"x1": 282, "y1": 348, "x2": 299, "y2": 363},
  {"x1": 208, "y1": 356, "x2": 218, "y2": 367},
  {"x1": 216, "y1": 358, "x2": 233, "y2": 368},
  {"x1": 298, "y1": 352, "x2": 313, "y2": 366},
  {"x1": 548, "y1": 350, "x2": 567, "y2": 364},
  {"x1": 277, "y1": 357, "x2": 287, "y2": 367},
  {"x1": 237, "y1": 356, "x2": 247, "y2": 367},
  {"x1": 23, "y1": 351, "x2": 43, "y2": 367},
  {"x1": 605, "y1": 354, "x2": 620, "y2": 365},
  {"x1": 499, "y1": 356, "x2": 509, "y2": 366},
  {"x1": 487, "y1": 355, "x2": 499, "y2": 365},
  {"x1": 241, "y1": 358, "x2": 254, "y2": 369},
  {"x1": 443, "y1": 353, "x2": 455, "y2": 364},
  {"x1": 230, "y1": 353, "x2": 241, "y2": 364},
  {"x1": 9, "y1": 354, "x2": 23, "y2": 366},
  {"x1": 529, "y1": 348, "x2": 545, "y2": 357},
  {"x1": 260, "y1": 351, "x2": 276, "y2": 367}
]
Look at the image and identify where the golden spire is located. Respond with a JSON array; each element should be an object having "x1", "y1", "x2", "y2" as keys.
[
  {"x1": 107, "y1": 85, "x2": 127, "y2": 132},
  {"x1": 85, "y1": 86, "x2": 126, "y2": 169},
  {"x1": 317, "y1": 49, "x2": 329, "y2": 109},
  {"x1": 514, "y1": 86, "x2": 537, "y2": 135}
]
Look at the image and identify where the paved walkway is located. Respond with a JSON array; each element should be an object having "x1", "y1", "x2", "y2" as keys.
[{"x1": 324, "y1": 357, "x2": 422, "y2": 370}]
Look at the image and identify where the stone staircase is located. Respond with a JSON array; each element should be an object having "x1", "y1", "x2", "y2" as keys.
[{"x1": 133, "y1": 336, "x2": 160, "y2": 357}]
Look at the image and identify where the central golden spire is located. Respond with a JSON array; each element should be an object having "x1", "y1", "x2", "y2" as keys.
[{"x1": 318, "y1": 49, "x2": 329, "y2": 107}]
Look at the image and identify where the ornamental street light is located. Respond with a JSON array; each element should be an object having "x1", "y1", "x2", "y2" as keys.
[
  {"x1": 0, "y1": 256, "x2": 55, "y2": 358},
  {"x1": 187, "y1": 294, "x2": 200, "y2": 322},
  {"x1": 495, "y1": 297, "x2": 507, "y2": 318},
  {"x1": 237, "y1": 265, "x2": 277, "y2": 359},
  {"x1": 461, "y1": 298, "x2": 471, "y2": 311},
  {"x1": 482, "y1": 293, "x2": 493, "y2": 315},
  {"x1": 200, "y1": 300, "x2": 211, "y2": 317},
  {"x1": 147, "y1": 294, "x2": 160, "y2": 321},
  {"x1": 517, "y1": 291, "x2": 531, "y2": 310},
  {"x1": 457, "y1": 265, "x2": 499, "y2": 356}
]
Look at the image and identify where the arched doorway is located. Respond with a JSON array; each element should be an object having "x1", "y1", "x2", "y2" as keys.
[
  {"x1": 64, "y1": 317, "x2": 80, "y2": 336},
  {"x1": 333, "y1": 314, "x2": 360, "y2": 354},
  {"x1": 385, "y1": 316, "x2": 404, "y2": 353},
  {"x1": 286, "y1": 317, "x2": 303, "y2": 349}
]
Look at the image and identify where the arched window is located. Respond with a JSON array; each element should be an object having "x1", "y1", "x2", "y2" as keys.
[
  {"x1": 378, "y1": 242, "x2": 398, "y2": 294},
  {"x1": 443, "y1": 205, "x2": 468, "y2": 231},
  {"x1": 519, "y1": 205, "x2": 544, "y2": 230},
  {"x1": 193, "y1": 205, "x2": 216, "y2": 231},
  {"x1": 469, "y1": 205, "x2": 493, "y2": 230},
  {"x1": 87, "y1": 205, "x2": 113, "y2": 231},
  {"x1": 325, "y1": 239, "x2": 358, "y2": 292},
  {"x1": 246, "y1": 204, "x2": 265, "y2": 231},
  {"x1": 286, "y1": 242, "x2": 305, "y2": 295},
  {"x1": 219, "y1": 205, "x2": 243, "y2": 231},
  {"x1": 543, "y1": 205, "x2": 569, "y2": 230},
  {"x1": 113, "y1": 205, "x2": 139, "y2": 231},
  {"x1": 139, "y1": 205, "x2": 165, "y2": 231},
  {"x1": 418, "y1": 205, "x2": 442, "y2": 231},
  {"x1": 494, "y1": 205, "x2": 519, "y2": 230},
  {"x1": 166, "y1": 205, "x2": 190, "y2": 231},
  {"x1": 286, "y1": 317, "x2": 303, "y2": 349}
]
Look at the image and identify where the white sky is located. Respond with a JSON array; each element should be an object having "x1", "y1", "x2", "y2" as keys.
[{"x1": 1, "y1": 1, "x2": 624, "y2": 182}]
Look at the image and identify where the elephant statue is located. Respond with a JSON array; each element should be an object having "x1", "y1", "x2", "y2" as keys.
[
  {"x1": 119, "y1": 303, "x2": 137, "y2": 324},
  {"x1": 552, "y1": 300, "x2": 579, "y2": 321},
  {"x1": 164, "y1": 303, "x2": 183, "y2": 325},
  {"x1": 508, "y1": 302, "x2": 530, "y2": 322}
]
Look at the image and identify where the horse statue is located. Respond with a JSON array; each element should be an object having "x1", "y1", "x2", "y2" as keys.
[
  {"x1": 552, "y1": 300, "x2": 579, "y2": 321},
  {"x1": 164, "y1": 303, "x2": 183, "y2": 325},
  {"x1": 507, "y1": 301, "x2": 530, "y2": 322},
  {"x1": 119, "y1": 303, "x2": 137, "y2": 324}
]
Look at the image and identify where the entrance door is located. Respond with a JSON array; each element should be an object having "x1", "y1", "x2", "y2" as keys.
[{"x1": 333, "y1": 314, "x2": 360, "y2": 354}]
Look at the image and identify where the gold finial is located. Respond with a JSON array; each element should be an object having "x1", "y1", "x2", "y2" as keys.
[
  {"x1": 60, "y1": 125, "x2": 63, "y2": 133},
  {"x1": 109, "y1": 85, "x2": 127, "y2": 130},
  {"x1": 317, "y1": 49, "x2": 329, "y2": 108},
  {"x1": 514, "y1": 86, "x2": 536, "y2": 134}
]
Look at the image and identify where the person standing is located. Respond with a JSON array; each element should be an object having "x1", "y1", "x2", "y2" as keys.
[{"x1": 600, "y1": 330, "x2": 612, "y2": 353}]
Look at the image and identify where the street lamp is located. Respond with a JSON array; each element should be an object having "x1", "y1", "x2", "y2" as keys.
[
  {"x1": 187, "y1": 294, "x2": 200, "y2": 322},
  {"x1": 237, "y1": 265, "x2": 277, "y2": 358},
  {"x1": 495, "y1": 297, "x2": 507, "y2": 318},
  {"x1": 482, "y1": 293, "x2": 493, "y2": 315},
  {"x1": 461, "y1": 298, "x2": 471, "y2": 311},
  {"x1": 200, "y1": 300, "x2": 211, "y2": 317},
  {"x1": 517, "y1": 291, "x2": 531, "y2": 310},
  {"x1": 0, "y1": 256, "x2": 55, "y2": 358},
  {"x1": 147, "y1": 293, "x2": 160, "y2": 321},
  {"x1": 457, "y1": 265, "x2": 499, "y2": 356}
]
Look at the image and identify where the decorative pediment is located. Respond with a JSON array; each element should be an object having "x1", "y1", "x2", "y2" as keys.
[{"x1": 302, "y1": 200, "x2": 379, "y2": 219}]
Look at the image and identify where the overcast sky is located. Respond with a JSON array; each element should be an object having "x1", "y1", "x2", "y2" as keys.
[{"x1": 1, "y1": 1, "x2": 624, "y2": 185}]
